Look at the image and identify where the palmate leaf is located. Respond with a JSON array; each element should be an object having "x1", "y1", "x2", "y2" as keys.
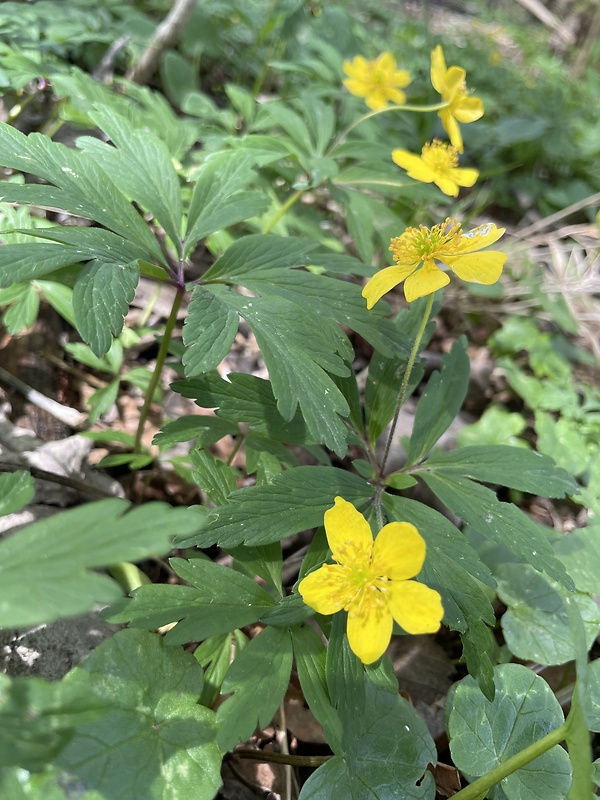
[
  {"x1": 0, "y1": 500, "x2": 208, "y2": 627},
  {"x1": 184, "y1": 151, "x2": 270, "y2": 256},
  {"x1": 73, "y1": 260, "x2": 138, "y2": 356},
  {"x1": 105, "y1": 557, "x2": 276, "y2": 645},
  {"x1": 216, "y1": 626, "x2": 293, "y2": 751},
  {"x1": 0, "y1": 121, "x2": 162, "y2": 260},
  {"x1": 57, "y1": 629, "x2": 221, "y2": 800},
  {"x1": 201, "y1": 233, "x2": 398, "y2": 356},
  {"x1": 0, "y1": 471, "x2": 34, "y2": 517},
  {"x1": 172, "y1": 372, "x2": 309, "y2": 444},
  {"x1": 0, "y1": 243, "x2": 88, "y2": 287},
  {"x1": 78, "y1": 106, "x2": 183, "y2": 247},
  {"x1": 182, "y1": 286, "x2": 239, "y2": 375},
  {"x1": 421, "y1": 472, "x2": 573, "y2": 587},
  {"x1": 180, "y1": 466, "x2": 373, "y2": 548},
  {"x1": 448, "y1": 664, "x2": 572, "y2": 800},
  {"x1": 202, "y1": 286, "x2": 351, "y2": 454}
]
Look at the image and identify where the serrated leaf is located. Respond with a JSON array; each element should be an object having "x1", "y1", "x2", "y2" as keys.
[
  {"x1": 421, "y1": 472, "x2": 573, "y2": 588},
  {"x1": 554, "y1": 527, "x2": 600, "y2": 594},
  {"x1": 382, "y1": 494, "x2": 495, "y2": 633},
  {"x1": 0, "y1": 471, "x2": 34, "y2": 517},
  {"x1": 57, "y1": 629, "x2": 221, "y2": 800},
  {"x1": 16, "y1": 224, "x2": 156, "y2": 265},
  {"x1": 105, "y1": 557, "x2": 276, "y2": 645},
  {"x1": 81, "y1": 106, "x2": 183, "y2": 247},
  {"x1": 0, "y1": 673, "x2": 105, "y2": 770},
  {"x1": 0, "y1": 500, "x2": 207, "y2": 627},
  {"x1": 0, "y1": 122, "x2": 162, "y2": 260},
  {"x1": 261, "y1": 102, "x2": 313, "y2": 155},
  {"x1": 182, "y1": 286, "x2": 239, "y2": 375},
  {"x1": 183, "y1": 467, "x2": 372, "y2": 549},
  {"x1": 406, "y1": 336, "x2": 470, "y2": 467},
  {"x1": 448, "y1": 664, "x2": 572, "y2": 800},
  {"x1": 460, "y1": 618, "x2": 496, "y2": 701},
  {"x1": 3, "y1": 282, "x2": 38, "y2": 332},
  {"x1": 216, "y1": 626, "x2": 293, "y2": 751},
  {"x1": 420, "y1": 445, "x2": 577, "y2": 497},
  {"x1": 259, "y1": 592, "x2": 312, "y2": 626},
  {"x1": 153, "y1": 415, "x2": 238, "y2": 449},
  {"x1": 0, "y1": 243, "x2": 85, "y2": 287},
  {"x1": 207, "y1": 288, "x2": 350, "y2": 454},
  {"x1": 497, "y1": 563, "x2": 600, "y2": 665},
  {"x1": 184, "y1": 151, "x2": 269, "y2": 255},
  {"x1": 73, "y1": 260, "x2": 138, "y2": 356},
  {"x1": 300, "y1": 679, "x2": 436, "y2": 800},
  {"x1": 173, "y1": 372, "x2": 309, "y2": 444},
  {"x1": 201, "y1": 233, "x2": 318, "y2": 282},
  {"x1": 191, "y1": 447, "x2": 238, "y2": 505}
]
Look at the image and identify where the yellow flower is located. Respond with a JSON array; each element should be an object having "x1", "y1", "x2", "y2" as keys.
[
  {"x1": 392, "y1": 139, "x2": 478, "y2": 197},
  {"x1": 430, "y1": 45, "x2": 484, "y2": 153},
  {"x1": 298, "y1": 497, "x2": 443, "y2": 664},
  {"x1": 343, "y1": 52, "x2": 411, "y2": 111},
  {"x1": 362, "y1": 218, "x2": 506, "y2": 306}
]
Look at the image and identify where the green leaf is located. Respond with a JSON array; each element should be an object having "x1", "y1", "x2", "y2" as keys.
[
  {"x1": 564, "y1": 685, "x2": 594, "y2": 800},
  {"x1": 0, "y1": 673, "x2": 105, "y2": 770},
  {"x1": 0, "y1": 243, "x2": 85, "y2": 287},
  {"x1": 57, "y1": 629, "x2": 221, "y2": 800},
  {"x1": 216, "y1": 626, "x2": 293, "y2": 751},
  {"x1": 230, "y1": 542, "x2": 283, "y2": 592},
  {"x1": 383, "y1": 494, "x2": 495, "y2": 633},
  {"x1": 201, "y1": 233, "x2": 318, "y2": 282},
  {"x1": 553, "y1": 527, "x2": 600, "y2": 594},
  {"x1": 535, "y1": 411, "x2": 590, "y2": 476},
  {"x1": 457, "y1": 404, "x2": 528, "y2": 448},
  {"x1": 291, "y1": 623, "x2": 342, "y2": 753},
  {"x1": 207, "y1": 287, "x2": 350, "y2": 454},
  {"x1": 497, "y1": 563, "x2": 600, "y2": 665},
  {"x1": 0, "y1": 470, "x2": 34, "y2": 517},
  {"x1": 260, "y1": 102, "x2": 314, "y2": 156},
  {"x1": 448, "y1": 664, "x2": 572, "y2": 800},
  {"x1": 585, "y1": 659, "x2": 600, "y2": 733},
  {"x1": 460, "y1": 618, "x2": 496, "y2": 701},
  {"x1": 0, "y1": 122, "x2": 162, "y2": 260},
  {"x1": 326, "y1": 614, "x2": 365, "y2": 730},
  {"x1": 300, "y1": 679, "x2": 436, "y2": 800},
  {"x1": 185, "y1": 467, "x2": 373, "y2": 548},
  {"x1": 0, "y1": 500, "x2": 207, "y2": 627},
  {"x1": 105, "y1": 557, "x2": 276, "y2": 645},
  {"x1": 421, "y1": 472, "x2": 573, "y2": 588},
  {"x1": 3, "y1": 282, "x2": 38, "y2": 332},
  {"x1": 153, "y1": 415, "x2": 238, "y2": 449},
  {"x1": 35, "y1": 280, "x2": 76, "y2": 327},
  {"x1": 420, "y1": 446, "x2": 577, "y2": 497},
  {"x1": 406, "y1": 336, "x2": 470, "y2": 467},
  {"x1": 190, "y1": 447, "x2": 239, "y2": 505},
  {"x1": 81, "y1": 106, "x2": 183, "y2": 247},
  {"x1": 173, "y1": 372, "x2": 309, "y2": 444},
  {"x1": 195, "y1": 633, "x2": 241, "y2": 708},
  {"x1": 73, "y1": 260, "x2": 138, "y2": 356},
  {"x1": 259, "y1": 592, "x2": 312, "y2": 627},
  {"x1": 184, "y1": 151, "x2": 269, "y2": 255},
  {"x1": 182, "y1": 286, "x2": 239, "y2": 376}
]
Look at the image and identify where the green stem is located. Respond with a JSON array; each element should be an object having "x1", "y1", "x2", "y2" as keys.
[
  {"x1": 261, "y1": 189, "x2": 304, "y2": 234},
  {"x1": 133, "y1": 287, "x2": 184, "y2": 454},
  {"x1": 378, "y1": 292, "x2": 434, "y2": 478},
  {"x1": 329, "y1": 101, "x2": 448, "y2": 154},
  {"x1": 234, "y1": 749, "x2": 331, "y2": 768},
  {"x1": 451, "y1": 720, "x2": 570, "y2": 800}
]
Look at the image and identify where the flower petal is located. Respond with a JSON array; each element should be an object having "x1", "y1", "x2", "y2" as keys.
[
  {"x1": 365, "y1": 91, "x2": 390, "y2": 111},
  {"x1": 439, "y1": 109, "x2": 463, "y2": 152},
  {"x1": 377, "y1": 51, "x2": 397, "y2": 71},
  {"x1": 430, "y1": 45, "x2": 447, "y2": 94},
  {"x1": 342, "y1": 56, "x2": 367, "y2": 79},
  {"x1": 388, "y1": 580, "x2": 444, "y2": 634},
  {"x1": 433, "y1": 175, "x2": 459, "y2": 197},
  {"x1": 385, "y1": 88, "x2": 408, "y2": 106},
  {"x1": 404, "y1": 260, "x2": 450, "y2": 302},
  {"x1": 343, "y1": 78, "x2": 369, "y2": 98},
  {"x1": 372, "y1": 521, "x2": 426, "y2": 580},
  {"x1": 324, "y1": 496, "x2": 373, "y2": 566},
  {"x1": 444, "y1": 252, "x2": 506, "y2": 284},
  {"x1": 454, "y1": 97, "x2": 484, "y2": 123},
  {"x1": 392, "y1": 150, "x2": 436, "y2": 184},
  {"x1": 298, "y1": 564, "x2": 352, "y2": 614},
  {"x1": 450, "y1": 167, "x2": 479, "y2": 188},
  {"x1": 456, "y1": 223, "x2": 505, "y2": 253},
  {"x1": 444, "y1": 66, "x2": 467, "y2": 99},
  {"x1": 347, "y1": 601, "x2": 393, "y2": 664},
  {"x1": 362, "y1": 264, "x2": 417, "y2": 309}
]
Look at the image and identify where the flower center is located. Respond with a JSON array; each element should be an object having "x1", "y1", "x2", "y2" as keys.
[
  {"x1": 390, "y1": 217, "x2": 463, "y2": 264},
  {"x1": 371, "y1": 68, "x2": 387, "y2": 88},
  {"x1": 345, "y1": 565, "x2": 389, "y2": 621},
  {"x1": 421, "y1": 139, "x2": 459, "y2": 171}
]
